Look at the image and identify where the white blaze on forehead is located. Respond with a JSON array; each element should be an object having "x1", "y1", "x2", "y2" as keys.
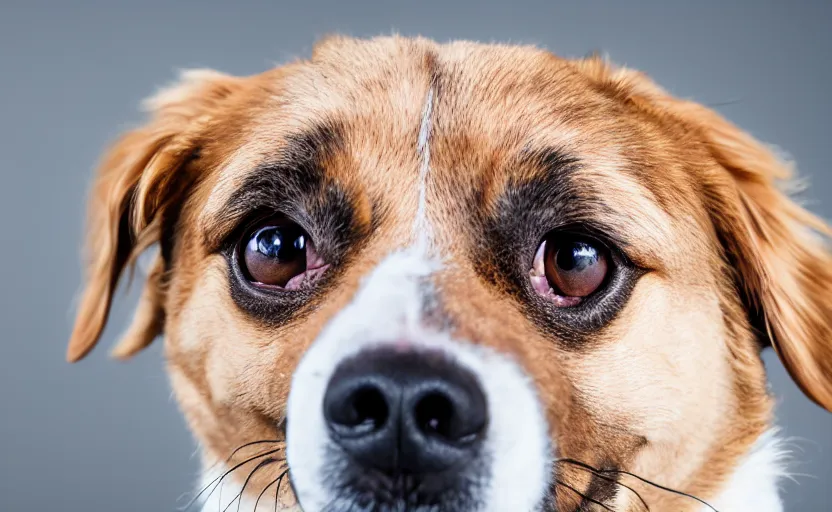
[{"x1": 413, "y1": 86, "x2": 435, "y2": 246}]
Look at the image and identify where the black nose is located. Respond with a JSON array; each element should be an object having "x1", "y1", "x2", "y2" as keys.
[{"x1": 323, "y1": 347, "x2": 488, "y2": 475}]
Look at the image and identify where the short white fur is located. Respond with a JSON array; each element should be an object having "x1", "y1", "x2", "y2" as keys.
[
  {"x1": 705, "y1": 430, "x2": 787, "y2": 512},
  {"x1": 197, "y1": 464, "x2": 300, "y2": 511}
]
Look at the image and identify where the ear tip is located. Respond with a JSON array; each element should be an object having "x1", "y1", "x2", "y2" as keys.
[
  {"x1": 109, "y1": 345, "x2": 135, "y2": 361},
  {"x1": 66, "y1": 337, "x2": 140, "y2": 362},
  {"x1": 804, "y1": 392, "x2": 832, "y2": 414},
  {"x1": 66, "y1": 327, "x2": 98, "y2": 363},
  {"x1": 811, "y1": 389, "x2": 832, "y2": 413},
  {"x1": 65, "y1": 343, "x2": 87, "y2": 363},
  {"x1": 782, "y1": 357, "x2": 832, "y2": 413}
]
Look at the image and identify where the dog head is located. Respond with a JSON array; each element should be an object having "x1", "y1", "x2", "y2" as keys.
[{"x1": 68, "y1": 36, "x2": 832, "y2": 511}]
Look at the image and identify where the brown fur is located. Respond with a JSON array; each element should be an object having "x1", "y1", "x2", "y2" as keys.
[{"x1": 68, "y1": 36, "x2": 832, "y2": 510}]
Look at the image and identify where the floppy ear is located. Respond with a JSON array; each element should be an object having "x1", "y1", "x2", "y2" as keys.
[
  {"x1": 697, "y1": 111, "x2": 832, "y2": 413},
  {"x1": 67, "y1": 69, "x2": 240, "y2": 362},
  {"x1": 581, "y1": 58, "x2": 832, "y2": 411}
]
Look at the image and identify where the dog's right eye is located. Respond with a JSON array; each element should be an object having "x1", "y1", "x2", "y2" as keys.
[{"x1": 239, "y1": 218, "x2": 328, "y2": 289}]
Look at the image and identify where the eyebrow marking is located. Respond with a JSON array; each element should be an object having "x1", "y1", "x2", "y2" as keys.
[
  {"x1": 200, "y1": 122, "x2": 345, "y2": 251},
  {"x1": 413, "y1": 86, "x2": 434, "y2": 246}
]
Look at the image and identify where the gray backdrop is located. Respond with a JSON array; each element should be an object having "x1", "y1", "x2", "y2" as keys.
[{"x1": 1, "y1": 1, "x2": 830, "y2": 510}]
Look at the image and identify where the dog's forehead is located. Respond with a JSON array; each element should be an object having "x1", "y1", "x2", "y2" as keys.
[
  {"x1": 273, "y1": 37, "x2": 631, "y2": 161},
  {"x1": 200, "y1": 37, "x2": 692, "y2": 266}
]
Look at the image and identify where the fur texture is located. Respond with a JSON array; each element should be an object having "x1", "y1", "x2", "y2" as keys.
[{"x1": 68, "y1": 36, "x2": 832, "y2": 511}]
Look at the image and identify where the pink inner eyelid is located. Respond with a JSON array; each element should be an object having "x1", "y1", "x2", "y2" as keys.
[
  {"x1": 284, "y1": 264, "x2": 330, "y2": 290},
  {"x1": 249, "y1": 242, "x2": 329, "y2": 291},
  {"x1": 529, "y1": 273, "x2": 583, "y2": 307},
  {"x1": 529, "y1": 239, "x2": 583, "y2": 307},
  {"x1": 305, "y1": 243, "x2": 326, "y2": 269}
]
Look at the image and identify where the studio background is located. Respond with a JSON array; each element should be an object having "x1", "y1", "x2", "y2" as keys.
[{"x1": 1, "y1": 1, "x2": 830, "y2": 510}]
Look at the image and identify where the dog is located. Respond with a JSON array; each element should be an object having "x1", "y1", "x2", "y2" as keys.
[{"x1": 67, "y1": 35, "x2": 832, "y2": 511}]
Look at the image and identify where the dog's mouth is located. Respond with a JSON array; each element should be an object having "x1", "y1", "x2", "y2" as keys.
[
  {"x1": 282, "y1": 467, "x2": 483, "y2": 512},
  {"x1": 321, "y1": 461, "x2": 488, "y2": 511}
]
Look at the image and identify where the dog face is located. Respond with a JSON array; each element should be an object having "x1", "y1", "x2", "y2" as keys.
[{"x1": 68, "y1": 36, "x2": 832, "y2": 511}]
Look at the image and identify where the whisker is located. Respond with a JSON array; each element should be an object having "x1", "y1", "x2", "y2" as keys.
[
  {"x1": 555, "y1": 459, "x2": 650, "y2": 511},
  {"x1": 187, "y1": 440, "x2": 283, "y2": 505},
  {"x1": 253, "y1": 474, "x2": 281, "y2": 512},
  {"x1": 274, "y1": 467, "x2": 290, "y2": 511},
  {"x1": 274, "y1": 469, "x2": 280, "y2": 512},
  {"x1": 199, "y1": 442, "x2": 283, "y2": 483},
  {"x1": 226, "y1": 440, "x2": 283, "y2": 463},
  {"x1": 181, "y1": 449, "x2": 282, "y2": 511},
  {"x1": 222, "y1": 457, "x2": 277, "y2": 512},
  {"x1": 557, "y1": 458, "x2": 718, "y2": 512},
  {"x1": 556, "y1": 479, "x2": 615, "y2": 512}
]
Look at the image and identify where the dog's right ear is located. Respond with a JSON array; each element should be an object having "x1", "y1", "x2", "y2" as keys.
[
  {"x1": 577, "y1": 56, "x2": 832, "y2": 411},
  {"x1": 67, "y1": 69, "x2": 241, "y2": 362}
]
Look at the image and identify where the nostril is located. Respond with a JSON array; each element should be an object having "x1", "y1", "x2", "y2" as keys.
[
  {"x1": 414, "y1": 392, "x2": 454, "y2": 440},
  {"x1": 349, "y1": 386, "x2": 389, "y2": 433},
  {"x1": 328, "y1": 384, "x2": 389, "y2": 436},
  {"x1": 413, "y1": 390, "x2": 485, "y2": 445}
]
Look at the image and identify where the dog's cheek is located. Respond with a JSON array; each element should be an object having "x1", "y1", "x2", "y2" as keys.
[
  {"x1": 183, "y1": 274, "x2": 294, "y2": 415},
  {"x1": 167, "y1": 364, "x2": 224, "y2": 448},
  {"x1": 578, "y1": 277, "x2": 731, "y2": 435},
  {"x1": 561, "y1": 275, "x2": 734, "y2": 487}
]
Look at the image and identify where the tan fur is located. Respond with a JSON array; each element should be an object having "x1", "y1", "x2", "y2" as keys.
[
  {"x1": 600, "y1": 60, "x2": 832, "y2": 411},
  {"x1": 69, "y1": 36, "x2": 832, "y2": 510}
]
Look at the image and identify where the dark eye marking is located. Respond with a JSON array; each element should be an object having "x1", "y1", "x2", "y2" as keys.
[
  {"x1": 214, "y1": 122, "x2": 371, "y2": 326},
  {"x1": 471, "y1": 147, "x2": 643, "y2": 345}
]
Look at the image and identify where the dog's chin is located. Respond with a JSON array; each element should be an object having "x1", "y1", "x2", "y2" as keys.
[
  {"x1": 315, "y1": 446, "x2": 490, "y2": 512},
  {"x1": 316, "y1": 493, "x2": 478, "y2": 512}
]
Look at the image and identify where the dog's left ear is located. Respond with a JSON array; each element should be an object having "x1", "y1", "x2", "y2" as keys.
[
  {"x1": 577, "y1": 57, "x2": 832, "y2": 411},
  {"x1": 67, "y1": 69, "x2": 241, "y2": 362}
]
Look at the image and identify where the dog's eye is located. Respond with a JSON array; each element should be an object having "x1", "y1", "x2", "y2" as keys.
[
  {"x1": 529, "y1": 235, "x2": 609, "y2": 306},
  {"x1": 240, "y1": 219, "x2": 327, "y2": 289}
]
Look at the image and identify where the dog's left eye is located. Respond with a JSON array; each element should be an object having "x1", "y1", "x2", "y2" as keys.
[
  {"x1": 239, "y1": 218, "x2": 327, "y2": 289},
  {"x1": 529, "y1": 234, "x2": 610, "y2": 306}
]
